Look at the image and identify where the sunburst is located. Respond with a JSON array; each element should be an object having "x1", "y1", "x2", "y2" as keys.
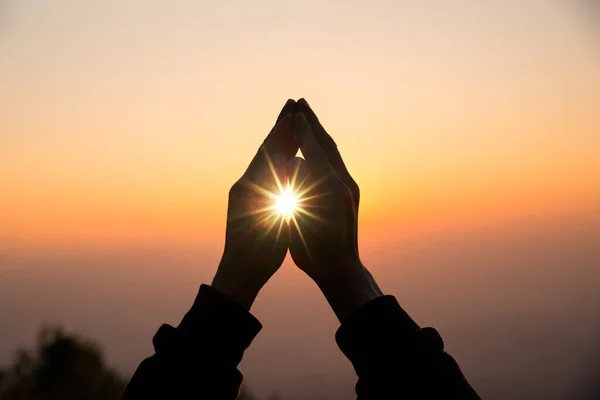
[
  {"x1": 238, "y1": 151, "x2": 324, "y2": 253},
  {"x1": 274, "y1": 186, "x2": 298, "y2": 217}
]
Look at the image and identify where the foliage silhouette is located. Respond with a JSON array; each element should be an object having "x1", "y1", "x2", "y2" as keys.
[
  {"x1": 0, "y1": 325, "x2": 272, "y2": 400},
  {"x1": 0, "y1": 325, "x2": 126, "y2": 400}
]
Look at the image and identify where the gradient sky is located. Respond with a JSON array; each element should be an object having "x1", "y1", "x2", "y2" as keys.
[
  {"x1": 1, "y1": 0, "x2": 599, "y2": 248},
  {"x1": 1, "y1": 1, "x2": 600, "y2": 399}
]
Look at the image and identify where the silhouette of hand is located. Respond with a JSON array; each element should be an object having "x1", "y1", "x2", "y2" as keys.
[
  {"x1": 288, "y1": 99, "x2": 382, "y2": 322},
  {"x1": 212, "y1": 100, "x2": 297, "y2": 310}
]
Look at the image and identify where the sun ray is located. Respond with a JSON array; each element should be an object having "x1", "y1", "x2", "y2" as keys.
[
  {"x1": 261, "y1": 211, "x2": 281, "y2": 239},
  {"x1": 290, "y1": 213, "x2": 311, "y2": 260},
  {"x1": 263, "y1": 149, "x2": 285, "y2": 193},
  {"x1": 296, "y1": 192, "x2": 329, "y2": 204},
  {"x1": 295, "y1": 176, "x2": 329, "y2": 198},
  {"x1": 240, "y1": 178, "x2": 278, "y2": 199},
  {"x1": 295, "y1": 206, "x2": 327, "y2": 223},
  {"x1": 290, "y1": 159, "x2": 302, "y2": 189},
  {"x1": 294, "y1": 202, "x2": 328, "y2": 210},
  {"x1": 273, "y1": 217, "x2": 286, "y2": 249},
  {"x1": 291, "y1": 211, "x2": 310, "y2": 227},
  {"x1": 230, "y1": 205, "x2": 277, "y2": 220},
  {"x1": 247, "y1": 210, "x2": 279, "y2": 234},
  {"x1": 233, "y1": 158, "x2": 337, "y2": 250},
  {"x1": 294, "y1": 172, "x2": 309, "y2": 194}
]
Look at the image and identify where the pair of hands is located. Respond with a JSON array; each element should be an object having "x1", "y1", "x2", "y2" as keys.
[{"x1": 211, "y1": 99, "x2": 382, "y2": 322}]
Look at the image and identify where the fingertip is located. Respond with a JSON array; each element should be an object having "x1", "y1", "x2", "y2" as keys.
[
  {"x1": 277, "y1": 99, "x2": 297, "y2": 122},
  {"x1": 297, "y1": 98, "x2": 314, "y2": 115},
  {"x1": 287, "y1": 154, "x2": 304, "y2": 168},
  {"x1": 286, "y1": 155, "x2": 305, "y2": 169},
  {"x1": 287, "y1": 155, "x2": 305, "y2": 163},
  {"x1": 284, "y1": 98, "x2": 297, "y2": 111},
  {"x1": 267, "y1": 113, "x2": 297, "y2": 159}
]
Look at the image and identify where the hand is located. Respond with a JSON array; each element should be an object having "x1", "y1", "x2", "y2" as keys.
[
  {"x1": 288, "y1": 99, "x2": 382, "y2": 322},
  {"x1": 212, "y1": 99, "x2": 298, "y2": 310}
]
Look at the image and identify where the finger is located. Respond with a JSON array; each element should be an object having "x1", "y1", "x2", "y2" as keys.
[
  {"x1": 286, "y1": 157, "x2": 313, "y2": 257},
  {"x1": 276, "y1": 98, "x2": 296, "y2": 123},
  {"x1": 297, "y1": 99, "x2": 360, "y2": 255},
  {"x1": 286, "y1": 156, "x2": 310, "y2": 194},
  {"x1": 264, "y1": 111, "x2": 296, "y2": 158},
  {"x1": 260, "y1": 153, "x2": 288, "y2": 195},
  {"x1": 263, "y1": 155, "x2": 291, "y2": 251},
  {"x1": 294, "y1": 112, "x2": 336, "y2": 179},
  {"x1": 297, "y1": 98, "x2": 358, "y2": 199},
  {"x1": 245, "y1": 113, "x2": 295, "y2": 178},
  {"x1": 265, "y1": 99, "x2": 298, "y2": 159},
  {"x1": 239, "y1": 152, "x2": 287, "y2": 210}
]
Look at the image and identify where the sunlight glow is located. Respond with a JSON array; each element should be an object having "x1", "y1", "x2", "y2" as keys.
[
  {"x1": 274, "y1": 186, "x2": 298, "y2": 217},
  {"x1": 238, "y1": 152, "x2": 324, "y2": 256}
]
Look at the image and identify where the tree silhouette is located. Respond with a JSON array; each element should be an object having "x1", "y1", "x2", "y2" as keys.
[
  {"x1": 0, "y1": 325, "x2": 126, "y2": 400},
  {"x1": 0, "y1": 325, "x2": 285, "y2": 400}
]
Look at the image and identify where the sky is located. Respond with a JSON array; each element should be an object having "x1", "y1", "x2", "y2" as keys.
[{"x1": 1, "y1": 1, "x2": 599, "y2": 399}]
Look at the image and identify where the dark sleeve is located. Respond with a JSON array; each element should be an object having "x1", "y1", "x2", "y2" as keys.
[
  {"x1": 336, "y1": 296, "x2": 480, "y2": 400},
  {"x1": 123, "y1": 284, "x2": 262, "y2": 400}
]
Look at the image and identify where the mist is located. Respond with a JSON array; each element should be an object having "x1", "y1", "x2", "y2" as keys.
[{"x1": 2, "y1": 212, "x2": 599, "y2": 399}]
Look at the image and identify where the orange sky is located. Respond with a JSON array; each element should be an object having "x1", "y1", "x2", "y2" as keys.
[
  {"x1": 2, "y1": 4, "x2": 600, "y2": 398},
  {"x1": 1, "y1": 0, "x2": 599, "y2": 248}
]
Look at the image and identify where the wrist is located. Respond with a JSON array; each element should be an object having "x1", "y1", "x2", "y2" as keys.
[
  {"x1": 210, "y1": 277, "x2": 261, "y2": 311},
  {"x1": 316, "y1": 259, "x2": 383, "y2": 323},
  {"x1": 211, "y1": 260, "x2": 263, "y2": 311}
]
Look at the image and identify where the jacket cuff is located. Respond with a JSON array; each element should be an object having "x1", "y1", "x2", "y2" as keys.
[
  {"x1": 158, "y1": 284, "x2": 262, "y2": 366},
  {"x1": 335, "y1": 296, "x2": 420, "y2": 369}
]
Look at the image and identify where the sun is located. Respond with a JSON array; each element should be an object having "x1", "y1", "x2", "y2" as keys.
[
  {"x1": 274, "y1": 186, "x2": 298, "y2": 217},
  {"x1": 237, "y1": 151, "x2": 324, "y2": 251}
]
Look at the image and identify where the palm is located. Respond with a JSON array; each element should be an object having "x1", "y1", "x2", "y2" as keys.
[{"x1": 224, "y1": 153, "x2": 290, "y2": 279}]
